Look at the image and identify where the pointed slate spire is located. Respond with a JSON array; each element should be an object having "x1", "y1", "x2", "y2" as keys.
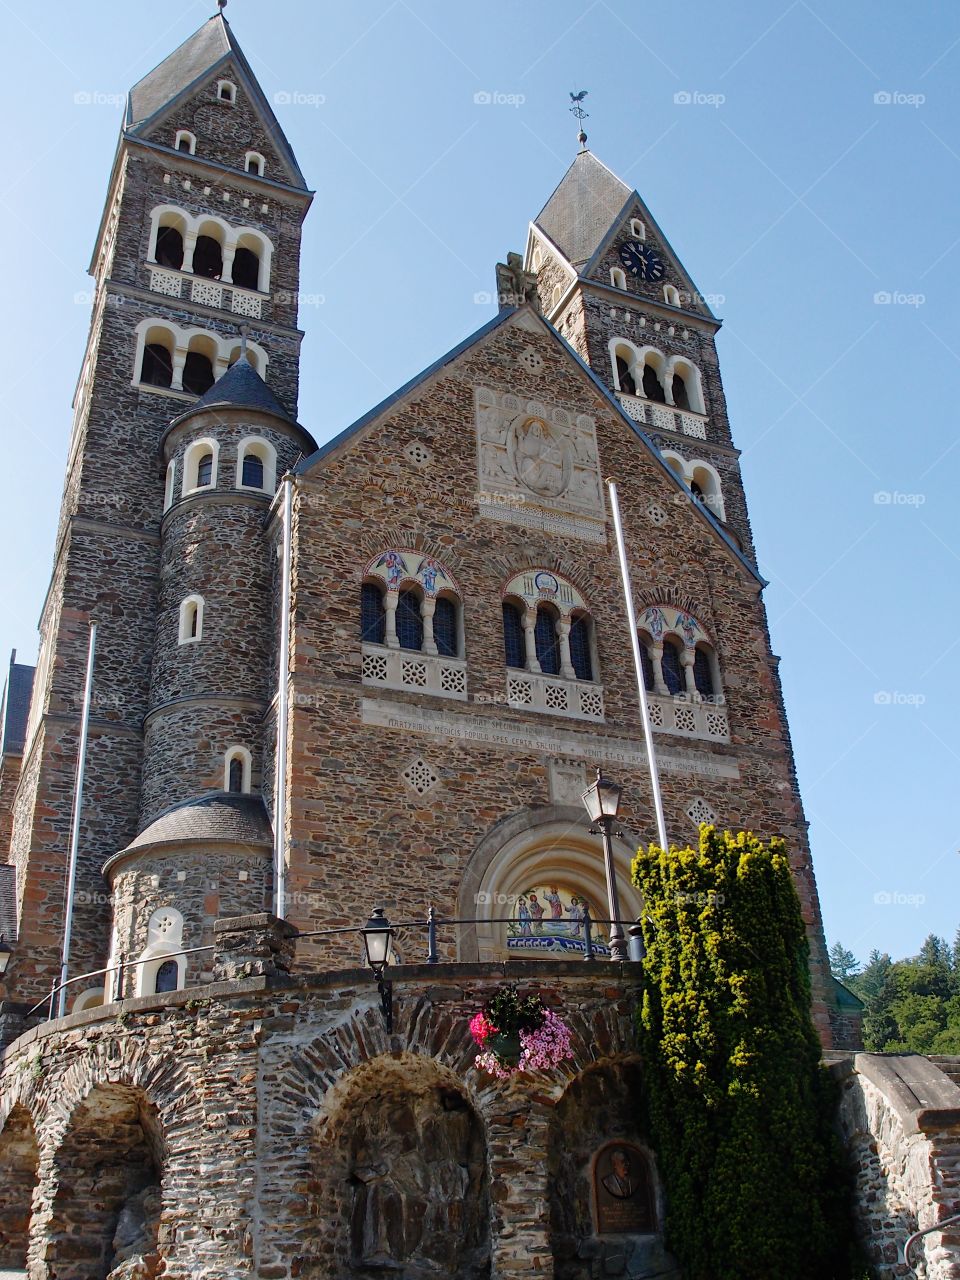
[
  {"x1": 534, "y1": 151, "x2": 632, "y2": 267},
  {"x1": 124, "y1": 13, "x2": 308, "y2": 189},
  {"x1": 127, "y1": 15, "x2": 232, "y2": 129}
]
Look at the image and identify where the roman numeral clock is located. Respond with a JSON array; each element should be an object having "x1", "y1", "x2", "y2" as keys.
[{"x1": 619, "y1": 239, "x2": 665, "y2": 281}]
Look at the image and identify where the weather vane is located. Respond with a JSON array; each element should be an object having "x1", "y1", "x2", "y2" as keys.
[{"x1": 569, "y1": 90, "x2": 589, "y2": 150}]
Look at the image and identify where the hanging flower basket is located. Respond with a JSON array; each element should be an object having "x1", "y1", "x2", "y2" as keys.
[{"x1": 469, "y1": 985, "x2": 574, "y2": 1078}]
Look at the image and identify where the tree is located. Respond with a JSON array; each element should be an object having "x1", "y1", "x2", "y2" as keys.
[
  {"x1": 632, "y1": 827, "x2": 855, "y2": 1280},
  {"x1": 829, "y1": 942, "x2": 860, "y2": 982}
]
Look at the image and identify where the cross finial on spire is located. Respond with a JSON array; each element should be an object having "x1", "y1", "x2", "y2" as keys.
[
  {"x1": 569, "y1": 90, "x2": 589, "y2": 150},
  {"x1": 216, "y1": 0, "x2": 227, "y2": 14}
]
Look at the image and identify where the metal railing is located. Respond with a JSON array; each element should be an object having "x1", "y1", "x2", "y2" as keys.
[
  {"x1": 27, "y1": 906, "x2": 645, "y2": 1023},
  {"x1": 903, "y1": 1212, "x2": 960, "y2": 1272}
]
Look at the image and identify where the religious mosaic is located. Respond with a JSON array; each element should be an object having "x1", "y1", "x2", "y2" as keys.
[
  {"x1": 506, "y1": 882, "x2": 610, "y2": 957},
  {"x1": 363, "y1": 549, "x2": 459, "y2": 598}
]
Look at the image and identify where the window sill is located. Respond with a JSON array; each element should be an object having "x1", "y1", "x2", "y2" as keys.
[
  {"x1": 361, "y1": 643, "x2": 467, "y2": 701},
  {"x1": 616, "y1": 393, "x2": 708, "y2": 440},
  {"x1": 506, "y1": 670, "x2": 605, "y2": 722},
  {"x1": 646, "y1": 692, "x2": 729, "y2": 741}
]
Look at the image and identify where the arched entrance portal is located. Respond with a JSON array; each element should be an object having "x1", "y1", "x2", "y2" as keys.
[
  {"x1": 0, "y1": 1104, "x2": 39, "y2": 1270},
  {"x1": 459, "y1": 810, "x2": 643, "y2": 961},
  {"x1": 311, "y1": 1054, "x2": 490, "y2": 1279},
  {"x1": 48, "y1": 1084, "x2": 164, "y2": 1279}
]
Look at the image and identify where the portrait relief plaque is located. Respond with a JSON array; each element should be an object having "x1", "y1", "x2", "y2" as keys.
[{"x1": 593, "y1": 1142, "x2": 655, "y2": 1235}]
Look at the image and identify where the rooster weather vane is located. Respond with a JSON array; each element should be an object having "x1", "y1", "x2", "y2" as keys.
[{"x1": 569, "y1": 90, "x2": 589, "y2": 149}]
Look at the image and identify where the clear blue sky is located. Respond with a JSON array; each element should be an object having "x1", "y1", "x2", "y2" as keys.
[{"x1": 2, "y1": 0, "x2": 957, "y2": 966}]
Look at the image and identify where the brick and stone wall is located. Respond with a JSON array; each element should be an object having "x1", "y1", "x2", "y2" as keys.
[
  {"x1": 837, "y1": 1053, "x2": 960, "y2": 1277},
  {"x1": 283, "y1": 307, "x2": 834, "y2": 1042}
]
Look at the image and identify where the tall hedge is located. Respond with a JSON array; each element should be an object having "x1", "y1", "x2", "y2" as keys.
[{"x1": 632, "y1": 826, "x2": 855, "y2": 1279}]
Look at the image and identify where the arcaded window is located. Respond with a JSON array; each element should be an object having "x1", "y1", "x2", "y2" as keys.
[
  {"x1": 569, "y1": 614, "x2": 594, "y2": 682},
  {"x1": 396, "y1": 588, "x2": 424, "y2": 652},
  {"x1": 502, "y1": 602, "x2": 525, "y2": 669},
  {"x1": 361, "y1": 582, "x2": 386, "y2": 645}
]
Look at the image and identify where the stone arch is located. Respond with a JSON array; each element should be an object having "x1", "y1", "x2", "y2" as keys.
[
  {"x1": 46, "y1": 1081, "x2": 165, "y2": 1279},
  {"x1": 457, "y1": 807, "x2": 643, "y2": 962},
  {"x1": 0, "y1": 1102, "x2": 40, "y2": 1270},
  {"x1": 548, "y1": 1057, "x2": 678, "y2": 1280},
  {"x1": 306, "y1": 1053, "x2": 491, "y2": 1279}
]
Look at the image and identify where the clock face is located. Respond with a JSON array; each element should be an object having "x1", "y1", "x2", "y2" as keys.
[{"x1": 619, "y1": 240, "x2": 665, "y2": 282}]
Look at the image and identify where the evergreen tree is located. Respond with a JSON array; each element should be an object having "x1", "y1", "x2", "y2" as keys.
[
  {"x1": 632, "y1": 827, "x2": 854, "y2": 1279},
  {"x1": 828, "y1": 942, "x2": 860, "y2": 982}
]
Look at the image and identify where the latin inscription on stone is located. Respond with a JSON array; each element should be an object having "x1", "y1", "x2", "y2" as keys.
[
  {"x1": 594, "y1": 1143, "x2": 655, "y2": 1235},
  {"x1": 360, "y1": 699, "x2": 740, "y2": 780}
]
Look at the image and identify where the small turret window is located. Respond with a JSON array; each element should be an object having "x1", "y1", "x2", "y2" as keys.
[
  {"x1": 245, "y1": 152, "x2": 265, "y2": 177},
  {"x1": 241, "y1": 453, "x2": 264, "y2": 488},
  {"x1": 178, "y1": 595, "x2": 204, "y2": 644},
  {"x1": 154, "y1": 960, "x2": 180, "y2": 993},
  {"x1": 223, "y1": 746, "x2": 252, "y2": 794},
  {"x1": 196, "y1": 453, "x2": 213, "y2": 486},
  {"x1": 174, "y1": 130, "x2": 196, "y2": 155},
  {"x1": 218, "y1": 80, "x2": 237, "y2": 104}
]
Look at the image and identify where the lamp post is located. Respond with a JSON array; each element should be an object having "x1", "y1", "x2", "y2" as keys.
[
  {"x1": 581, "y1": 768, "x2": 628, "y2": 962},
  {"x1": 0, "y1": 934, "x2": 11, "y2": 977},
  {"x1": 362, "y1": 907, "x2": 395, "y2": 1031}
]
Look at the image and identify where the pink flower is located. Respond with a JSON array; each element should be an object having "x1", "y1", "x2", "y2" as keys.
[{"x1": 469, "y1": 1012, "x2": 496, "y2": 1046}]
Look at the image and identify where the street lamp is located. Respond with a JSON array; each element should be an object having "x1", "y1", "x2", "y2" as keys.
[
  {"x1": 362, "y1": 907, "x2": 394, "y2": 1031},
  {"x1": 0, "y1": 934, "x2": 11, "y2": 977},
  {"x1": 581, "y1": 768, "x2": 628, "y2": 962}
]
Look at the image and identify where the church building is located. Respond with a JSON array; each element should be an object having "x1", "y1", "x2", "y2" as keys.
[{"x1": 2, "y1": 13, "x2": 953, "y2": 1280}]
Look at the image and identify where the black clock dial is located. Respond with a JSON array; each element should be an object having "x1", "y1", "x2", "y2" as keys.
[{"x1": 618, "y1": 240, "x2": 665, "y2": 282}]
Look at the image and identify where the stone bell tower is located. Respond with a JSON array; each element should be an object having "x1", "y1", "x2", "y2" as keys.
[
  {"x1": 524, "y1": 148, "x2": 756, "y2": 560},
  {"x1": 1, "y1": 12, "x2": 312, "y2": 1009}
]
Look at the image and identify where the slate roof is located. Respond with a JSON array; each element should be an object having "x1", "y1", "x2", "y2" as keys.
[
  {"x1": 127, "y1": 16, "x2": 231, "y2": 128},
  {"x1": 124, "y1": 14, "x2": 308, "y2": 190},
  {"x1": 0, "y1": 864, "x2": 17, "y2": 943},
  {"x1": 118, "y1": 792, "x2": 273, "y2": 859},
  {"x1": 173, "y1": 358, "x2": 296, "y2": 425},
  {"x1": 0, "y1": 654, "x2": 35, "y2": 756},
  {"x1": 534, "y1": 150, "x2": 633, "y2": 267}
]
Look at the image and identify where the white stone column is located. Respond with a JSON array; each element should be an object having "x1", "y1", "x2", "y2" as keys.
[
  {"x1": 557, "y1": 618, "x2": 575, "y2": 679},
  {"x1": 420, "y1": 597, "x2": 437, "y2": 656},
  {"x1": 650, "y1": 642, "x2": 669, "y2": 695},
  {"x1": 181, "y1": 231, "x2": 198, "y2": 275},
  {"x1": 681, "y1": 647, "x2": 698, "y2": 699},
  {"x1": 523, "y1": 608, "x2": 541, "y2": 673},
  {"x1": 170, "y1": 347, "x2": 187, "y2": 391},
  {"x1": 384, "y1": 589, "x2": 399, "y2": 649},
  {"x1": 222, "y1": 238, "x2": 238, "y2": 285}
]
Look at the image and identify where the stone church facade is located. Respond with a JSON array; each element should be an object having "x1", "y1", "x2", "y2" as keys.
[{"x1": 2, "y1": 13, "x2": 960, "y2": 1280}]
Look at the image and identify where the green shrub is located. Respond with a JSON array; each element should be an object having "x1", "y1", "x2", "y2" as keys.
[{"x1": 632, "y1": 826, "x2": 856, "y2": 1279}]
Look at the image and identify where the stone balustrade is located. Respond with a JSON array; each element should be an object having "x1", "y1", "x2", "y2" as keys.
[
  {"x1": 147, "y1": 265, "x2": 266, "y2": 317},
  {"x1": 616, "y1": 391, "x2": 708, "y2": 440}
]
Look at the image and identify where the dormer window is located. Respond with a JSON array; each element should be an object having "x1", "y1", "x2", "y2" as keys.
[
  {"x1": 175, "y1": 130, "x2": 196, "y2": 155},
  {"x1": 630, "y1": 219, "x2": 645, "y2": 239},
  {"x1": 218, "y1": 80, "x2": 237, "y2": 104},
  {"x1": 245, "y1": 151, "x2": 265, "y2": 177}
]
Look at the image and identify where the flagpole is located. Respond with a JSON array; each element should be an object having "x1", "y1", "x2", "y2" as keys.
[
  {"x1": 607, "y1": 481, "x2": 670, "y2": 853},
  {"x1": 273, "y1": 474, "x2": 294, "y2": 919},
  {"x1": 58, "y1": 622, "x2": 97, "y2": 1016}
]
